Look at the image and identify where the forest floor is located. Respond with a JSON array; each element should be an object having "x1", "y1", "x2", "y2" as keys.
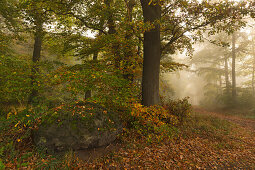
[
  {"x1": 76, "y1": 107, "x2": 255, "y2": 169},
  {"x1": 193, "y1": 107, "x2": 255, "y2": 131},
  {"x1": 3, "y1": 107, "x2": 255, "y2": 169}
]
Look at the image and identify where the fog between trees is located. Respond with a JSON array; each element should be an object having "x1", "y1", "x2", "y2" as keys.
[{"x1": 163, "y1": 21, "x2": 255, "y2": 109}]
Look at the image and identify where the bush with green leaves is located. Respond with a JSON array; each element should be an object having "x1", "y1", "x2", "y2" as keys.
[
  {"x1": 0, "y1": 55, "x2": 31, "y2": 105},
  {"x1": 163, "y1": 97, "x2": 192, "y2": 124},
  {"x1": 47, "y1": 61, "x2": 139, "y2": 110},
  {"x1": 0, "y1": 105, "x2": 47, "y2": 165},
  {"x1": 0, "y1": 54, "x2": 65, "y2": 114}
]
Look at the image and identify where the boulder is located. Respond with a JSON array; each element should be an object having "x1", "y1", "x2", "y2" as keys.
[{"x1": 33, "y1": 102, "x2": 122, "y2": 152}]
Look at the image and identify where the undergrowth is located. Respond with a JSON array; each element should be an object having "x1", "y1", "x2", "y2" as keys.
[{"x1": 0, "y1": 97, "x2": 191, "y2": 169}]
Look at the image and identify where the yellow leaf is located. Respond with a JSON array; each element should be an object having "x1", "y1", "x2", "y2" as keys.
[
  {"x1": 7, "y1": 112, "x2": 12, "y2": 119},
  {"x1": 15, "y1": 121, "x2": 20, "y2": 127}
]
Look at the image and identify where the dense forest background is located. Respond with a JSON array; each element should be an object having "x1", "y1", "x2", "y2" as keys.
[{"x1": 0, "y1": 0, "x2": 255, "y2": 169}]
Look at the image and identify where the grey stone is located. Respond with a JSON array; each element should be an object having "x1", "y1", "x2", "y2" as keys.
[{"x1": 32, "y1": 102, "x2": 122, "y2": 152}]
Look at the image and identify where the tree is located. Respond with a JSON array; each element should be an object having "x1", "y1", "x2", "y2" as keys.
[
  {"x1": 0, "y1": 0, "x2": 18, "y2": 56},
  {"x1": 231, "y1": 32, "x2": 237, "y2": 101},
  {"x1": 191, "y1": 39, "x2": 228, "y2": 103},
  {"x1": 230, "y1": 31, "x2": 249, "y2": 102},
  {"x1": 139, "y1": 0, "x2": 250, "y2": 106},
  {"x1": 27, "y1": 13, "x2": 44, "y2": 104},
  {"x1": 18, "y1": 0, "x2": 57, "y2": 104},
  {"x1": 224, "y1": 54, "x2": 231, "y2": 94},
  {"x1": 26, "y1": 0, "x2": 250, "y2": 106},
  {"x1": 140, "y1": 0, "x2": 161, "y2": 106},
  {"x1": 240, "y1": 30, "x2": 255, "y2": 95}
]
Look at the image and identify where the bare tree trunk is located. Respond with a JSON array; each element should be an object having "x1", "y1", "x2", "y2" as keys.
[
  {"x1": 140, "y1": 0, "x2": 161, "y2": 106},
  {"x1": 84, "y1": 16, "x2": 104, "y2": 100},
  {"x1": 219, "y1": 75, "x2": 222, "y2": 88},
  {"x1": 105, "y1": 0, "x2": 122, "y2": 71},
  {"x1": 137, "y1": 35, "x2": 142, "y2": 56},
  {"x1": 84, "y1": 52, "x2": 98, "y2": 100},
  {"x1": 105, "y1": 0, "x2": 116, "y2": 35},
  {"x1": 232, "y1": 32, "x2": 237, "y2": 101},
  {"x1": 28, "y1": 19, "x2": 43, "y2": 105},
  {"x1": 224, "y1": 55, "x2": 230, "y2": 94},
  {"x1": 251, "y1": 41, "x2": 255, "y2": 96},
  {"x1": 123, "y1": 0, "x2": 136, "y2": 81},
  {"x1": 252, "y1": 63, "x2": 255, "y2": 95}
]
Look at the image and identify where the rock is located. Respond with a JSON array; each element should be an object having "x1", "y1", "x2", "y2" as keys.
[{"x1": 32, "y1": 102, "x2": 122, "y2": 153}]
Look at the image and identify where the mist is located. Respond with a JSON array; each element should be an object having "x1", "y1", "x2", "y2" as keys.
[
  {"x1": 161, "y1": 22, "x2": 255, "y2": 110},
  {"x1": 162, "y1": 70, "x2": 205, "y2": 105}
]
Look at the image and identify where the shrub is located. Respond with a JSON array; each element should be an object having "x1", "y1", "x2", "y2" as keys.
[
  {"x1": 47, "y1": 61, "x2": 139, "y2": 111},
  {"x1": 130, "y1": 103, "x2": 178, "y2": 142},
  {"x1": 163, "y1": 97, "x2": 192, "y2": 124},
  {"x1": 129, "y1": 98, "x2": 191, "y2": 142},
  {"x1": 0, "y1": 106, "x2": 47, "y2": 167}
]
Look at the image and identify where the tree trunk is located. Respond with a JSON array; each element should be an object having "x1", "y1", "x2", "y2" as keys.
[
  {"x1": 251, "y1": 40, "x2": 255, "y2": 96},
  {"x1": 219, "y1": 75, "x2": 222, "y2": 88},
  {"x1": 105, "y1": 0, "x2": 122, "y2": 71},
  {"x1": 85, "y1": 90, "x2": 92, "y2": 99},
  {"x1": 224, "y1": 55, "x2": 230, "y2": 94},
  {"x1": 28, "y1": 19, "x2": 43, "y2": 105},
  {"x1": 123, "y1": 0, "x2": 136, "y2": 81},
  {"x1": 84, "y1": 52, "x2": 98, "y2": 100},
  {"x1": 252, "y1": 62, "x2": 255, "y2": 95},
  {"x1": 231, "y1": 32, "x2": 237, "y2": 101},
  {"x1": 105, "y1": 0, "x2": 116, "y2": 34},
  {"x1": 140, "y1": 0, "x2": 161, "y2": 106}
]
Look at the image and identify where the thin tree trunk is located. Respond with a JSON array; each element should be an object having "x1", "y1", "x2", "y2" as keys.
[
  {"x1": 224, "y1": 55, "x2": 230, "y2": 94},
  {"x1": 84, "y1": 52, "x2": 98, "y2": 100},
  {"x1": 252, "y1": 63, "x2": 255, "y2": 95},
  {"x1": 252, "y1": 45, "x2": 255, "y2": 96},
  {"x1": 232, "y1": 32, "x2": 237, "y2": 101},
  {"x1": 137, "y1": 35, "x2": 142, "y2": 56},
  {"x1": 123, "y1": 0, "x2": 136, "y2": 81},
  {"x1": 28, "y1": 19, "x2": 43, "y2": 105},
  {"x1": 219, "y1": 75, "x2": 222, "y2": 88},
  {"x1": 140, "y1": 0, "x2": 161, "y2": 106},
  {"x1": 105, "y1": 0, "x2": 121, "y2": 71},
  {"x1": 105, "y1": 0, "x2": 116, "y2": 34}
]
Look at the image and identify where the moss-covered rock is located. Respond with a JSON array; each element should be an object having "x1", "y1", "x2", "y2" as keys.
[{"x1": 32, "y1": 102, "x2": 122, "y2": 152}]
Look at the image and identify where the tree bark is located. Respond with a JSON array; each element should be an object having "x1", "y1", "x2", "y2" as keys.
[
  {"x1": 84, "y1": 52, "x2": 98, "y2": 100},
  {"x1": 224, "y1": 55, "x2": 230, "y2": 94},
  {"x1": 252, "y1": 62, "x2": 255, "y2": 95},
  {"x1": 219, "y1": 75, "x2": 222, "y2": 88},
  {"x1": 105, "y1": 0, "x2": 122, "y2": 71},
  {"x1": 85, "y1": 89, "x2": 92, "y2": 99},
  {"x1": 28, "y1": 19, "x2": 43, "y2": 105},
  {"x1": 105, "y1": 0, "x2": 116, "y2": 34},
  {"x1": 252, "y1": 43, "x2": 255, "y2": 96},
  {"x1": 140, "y1": 0, "x2": 161, "y2": 106},
  {"x1": 123, "y1": 0, "x2": 136, "y2": 81},
  {"x1": 231, "y1": 32, "x2": 237, "y2": 101}
]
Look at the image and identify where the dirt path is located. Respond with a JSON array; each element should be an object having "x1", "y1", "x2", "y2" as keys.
[{"x1": 193, "y1": 107, "x2": 255, "y2": 131}]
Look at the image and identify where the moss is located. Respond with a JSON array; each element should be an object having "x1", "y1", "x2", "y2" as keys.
[{"x1": 41, "y1": 101, "x2": 120, "y2": 132}]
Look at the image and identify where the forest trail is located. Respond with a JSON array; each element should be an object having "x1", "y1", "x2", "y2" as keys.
[
  {"x1": 74, "y1": 107, "x2": 255, "y2": 169},
  {"x1": 193, "y1": 107, "x2": 255, "y2": 132}
]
